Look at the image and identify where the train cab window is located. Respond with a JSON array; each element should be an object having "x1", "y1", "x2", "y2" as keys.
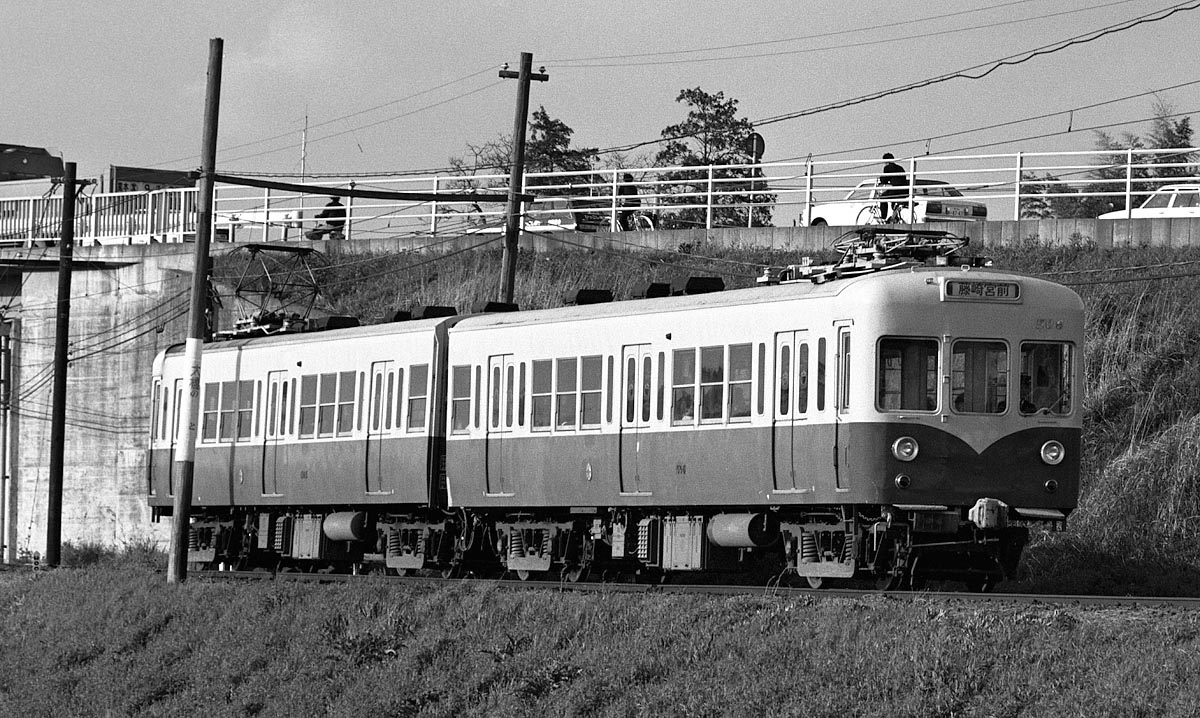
[
  {"x1": 408, "y1": 364, "x2": 429, "y2": 431},
  {"x1": 1020, "y1": 342, "x2": 1073, "y2": 415},
  {"x1": 878, "y1": 337, "x2": 939, "y2": 412},
  {"x1": 556, "y1": 358, "x2": 577, "y2": 429},
  {"x1": 729, "y1": 343, "x2": 752, "y2": 421},
  {"x1": 451, "y1": 365, "x2": 472, "y2": 433},
  {"x1": 202, "y1": 382, "x2": 219, "y2": 441},
  {"x1": 581, "y1": 356, "x2": 603, "y2": 428},
  {"x1": 952, "y1": 341, "x2": 1007, "y2": 414},
  {"x1": 531, "y1": 360, "x2": 552, "y2": 431},
  {"x1": 756, "y1": 343, "x2": 766, "y2": 415},
  {"x1": 672, "y1": 348, "x2": 697, "y2": 424}
]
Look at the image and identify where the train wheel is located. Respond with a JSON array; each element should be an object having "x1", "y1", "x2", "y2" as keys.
[
  {"x1": 516, "y1": 570, "x2": 531, "y2": 581},
  {"x1": 875, "y1": 573, "x2": 903, "y2": 591},
  {"x1": 441, "y1": 564, "x2": 462, "y2": 579},
  {"x1": 561, "y1": 564, "x2": 589, "y2": 583},
  {"x1": 805, "y1": 575, "x2": 827, "y2": 589},
  {"x1": 965, "y1": 576, "x2": 998, "y2": 593}
]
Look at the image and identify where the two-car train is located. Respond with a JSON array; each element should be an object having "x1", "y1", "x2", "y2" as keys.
[{"x1": 147, "y1": 237, "x2": 1084, "y2": 590}]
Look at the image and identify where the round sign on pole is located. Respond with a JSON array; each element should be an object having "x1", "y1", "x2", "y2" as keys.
[{"x1": 748, "y1": 132, "x2": 765, "y2": 162}]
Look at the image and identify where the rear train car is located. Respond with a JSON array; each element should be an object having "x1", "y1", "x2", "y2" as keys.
[{"x1": 147, "y1": 318, "x2": 454, "y2": 571}]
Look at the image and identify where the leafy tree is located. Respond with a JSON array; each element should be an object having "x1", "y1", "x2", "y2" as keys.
[
  {"x1": 653, "y1": 88, "x2": 774, "y2": 229},
  {"x1": 449, "y1": 108, "x2": 596, "y2": 192},
  {"x1": 1020, "y1": 100, "x2": 1195, "y2": 218}
]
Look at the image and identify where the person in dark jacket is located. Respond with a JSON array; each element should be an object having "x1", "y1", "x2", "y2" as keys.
[
  {"x1": 879, "y1": 153, "x2": 907, "y2": 223},
  {"x1": 306, "y1": 196, "x2": 347, "y2": 240}
]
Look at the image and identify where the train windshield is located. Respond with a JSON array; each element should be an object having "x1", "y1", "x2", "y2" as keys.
[
  {"x1": 877, "y1": 337, "x2": 938, "y2": 411},
  {"x1": 951, "y1": 340, "x2": 1008, "y2": 414},
  {"x1": 1020, "y1": 342, "x2": 1073, "y2": 416}
]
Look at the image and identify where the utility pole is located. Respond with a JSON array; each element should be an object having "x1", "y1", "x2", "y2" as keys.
[
  {"x1": 498, "y1": 53, "x2": 548, "y2": 304},
  {"x1": 168, "y1": 37, "x2": 223, "y2": 584},
  {"x1": 45, "y1": 161, "x2": 79, "y2": 568}
]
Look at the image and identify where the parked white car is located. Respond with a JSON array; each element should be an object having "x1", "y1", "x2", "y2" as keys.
[
  {"x1": 1098, "y1": 184, "x2": 1200, "y2": 219},
  {"x1": 801, "y1": 179, "x2": 988, "y2": 226}
]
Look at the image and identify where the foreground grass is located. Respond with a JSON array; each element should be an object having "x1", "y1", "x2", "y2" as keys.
[{"x1": 1, "y1": 565, "x2": 1198, "y2": 718}]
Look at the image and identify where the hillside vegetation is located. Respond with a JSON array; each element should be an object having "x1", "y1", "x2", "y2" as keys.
[{"x1": 213, "y1": 238, "x2": 1200, "y2": 593}]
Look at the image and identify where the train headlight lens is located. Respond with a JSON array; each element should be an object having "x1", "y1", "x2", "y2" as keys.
[
  {"x1": 894, "y1": 474, "x2": 911, "y2": 489},
  {"x1": 891, "y1": 437, "x2": 919, "y2": 462},
  {"x1": 1045, "y1": 479, "x2": 1059, "y2": 494},
  {"x1": 1040, "y1": 440, "x2": 1065, "y2": 465}
]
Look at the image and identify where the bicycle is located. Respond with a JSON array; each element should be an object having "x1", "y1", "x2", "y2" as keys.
[
  {"x1": 855, "y1": 201, "x2": 904, "y2": 226},
  {"x1": 616, "y1": 210, "x2": 655, "y2": 232}
]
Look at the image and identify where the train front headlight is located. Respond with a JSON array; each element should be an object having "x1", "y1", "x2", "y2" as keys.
[
  {"x1": 1040, "y1": 440, "x2": 1065, "y2": 465},
  {"x1": 891, "y1": 436, "x2": 919, "y2": 462}
]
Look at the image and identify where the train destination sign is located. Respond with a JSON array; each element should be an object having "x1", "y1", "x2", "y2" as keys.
[{"x1": 941, "y1": 278, "x2": 1022, "y2": 302}]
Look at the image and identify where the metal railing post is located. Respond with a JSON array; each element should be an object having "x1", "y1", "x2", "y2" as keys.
[
  {"x1": 804, "y1": 160, "x2": 814, "y2": 225},
  {"x1": 430, "y1": 176, "x2": 439, "y2": 235},
  {"x1": 1125, "y1": 148, "x2": 1134, "y2": 219},
  {"x1": 706, "y1": 165, "x2": 715, "y2": 230},
  {"x1": 1013, "y1": 152, "x2": 1023, "y2": 221}
]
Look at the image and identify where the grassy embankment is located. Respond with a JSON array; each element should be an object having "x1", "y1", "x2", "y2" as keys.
[{"x1": 3, "y1": 239, "x2": 1200, "y2": 716}]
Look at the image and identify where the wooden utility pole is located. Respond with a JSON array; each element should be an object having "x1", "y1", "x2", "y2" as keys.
[
  {"x1": 498, "y1": 53, "x2": 548, "y2": 304},
  {"x1": 167, "y1": 37, "x2": 223, "y2": 584},
  {"x1": 44, "y1": 161, "x2": 77, "y2": 568}
]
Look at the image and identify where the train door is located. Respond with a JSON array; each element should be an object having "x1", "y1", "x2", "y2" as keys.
[
  {"x1": 834, "y1": 324, "x2": 852, "y2": 491},
  {"x1": 619, "y1": 344, "x2": 653, "y2": 494},
  {"x1": 261, "y1": 370, "x2": 287, "y2": 496},
  {"x1": 365, "y1": 361, "x2": 396, "y2": 494},
  {"x1": 772, "y1": 331, "x2": 810, "y2": 492},
  {"x1": 485, "y1": 354, "x2": 517, "y2": 495},
  {"x1": 160, "y1": 378, "x2": 185, "y2": 496}
]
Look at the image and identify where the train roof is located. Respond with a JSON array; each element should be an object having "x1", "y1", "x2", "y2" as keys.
[{"x1": 448, "y1": 265, "x2": 1079, "y2": 333}]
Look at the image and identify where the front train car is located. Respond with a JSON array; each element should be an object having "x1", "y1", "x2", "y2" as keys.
[{"x1": 443, "y1": 256, "x2": 1083, "y2": 590}]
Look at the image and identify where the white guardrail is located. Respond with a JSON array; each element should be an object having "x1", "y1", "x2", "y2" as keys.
[{"x1": 1, "y1": 147, "x2": 1197, "y2": 247}]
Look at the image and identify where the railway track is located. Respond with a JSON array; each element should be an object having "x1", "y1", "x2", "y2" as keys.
[{"x1": 192, "y1": 569, "x2": 1200, "y2": 609}]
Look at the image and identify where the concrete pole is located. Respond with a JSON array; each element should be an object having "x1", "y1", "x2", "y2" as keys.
[
  {"x1": 498, "y1": 53, "x2": 547, "y2": 304},
  {"x1": 168, "y1": 38, "x2": 223, "y2": 584},
  {"x1": 45, "y1": 161, "x2": 77, "y2": 568}
]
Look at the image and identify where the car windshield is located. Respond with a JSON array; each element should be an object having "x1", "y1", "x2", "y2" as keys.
[
  {"x1": 914, "y1": 181, "x2": 964, "y2": 198},
  {"x1": 1140, "y1": 191, "x2": 1173, "y2": 209}
]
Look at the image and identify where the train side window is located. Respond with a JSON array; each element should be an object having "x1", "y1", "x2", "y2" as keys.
[
  {"x1": 408, "y1": 364, "x2": 429, "y2": 431},
  {"x1": 357, "y1": 372, "x2": 365, "y2": 432},
  {"x1": 556, "y1": 357, "x2": 578, "y2": 429},
  {"x1": 253, "y1": 381, "x2": 262, "y2": 439},
  {"x1": 672, "y1": 348, "x2": 696, "y2": 425},
  {"x1": 202, "y1": 382, "x2": 219, "y2": 441},
  {"x1": 656, "y1": 352, "x2": 665, "y2": 422},
  {"x1": 518, "y1": 363, "x2": 527, "y2": 427},
  {"x1": 474, "y1": 365, "x2": 482, "y2": 429},
  {"x1": 282, "y1": 380, "x2": 291, "y2": 436},
  {"x1": 729, "y1": 343, "x2": 752, "y2": 421},
  {"x1": 606, "y1": 356, "x2": 614, "y2": 424},
  {"x1": 531, "y1": 360, "x2": 552, "y2": 431},
  {"x1": 700, "y1": 346, "x2": 724, "y2": 421},
  {"x1": 817, "y1": 338, "x2": 827, "y2": 412},
  {"x1": 298, "y1": 375, "x2": 318, "y2": 438},
  {"x1": 581, "y1": 355, "x2": 602, "y2": 428},
  {"x1": 505, "y1": 364, "x2": 515, "y2": 429},
  {"x1": 451, "y1": 365, "x2": 471, "y2": 433},
  {"x1": 237, "y1": 380, "x2": 254, "y2": 440},
  {"x1": 371, "y1": 373, "x2": 383, "y2": 431},
  {"x1": 777, "y1": 346, "x2": 790, "y2": 415},
  {"x1": 317, "y1": 373, "x2": 337, "y2": 437},
  {"x1": 151, "y1": 383, "x2": 161, "y2": 441},
  {"x1": 384, "y1": 372, "x2": 395, "y2": 430},
  {"x1": 624, "y1": 357, "x2": 636, "y2": 423},
  {"x1": 951, "y1": 340, "x2": 1006, "y2": 414},
  {"x1": 641, "y1": 355, "x2": 652, "y2": 423},
  {"x1": 491, "y1": 365, "x2": 501, "y2": 429},
  {"x1": 838, "y1": 332, "x2": 851, "y2": 413},
  {"x1": 219, "y1": 381, "x2": 238, "y2": 441},
  {"x1": 756, "y1": 343, "x2": 766, "y2": 416},
  {"x1": 878, "y1": 337, "x2": 939, "y2": 412},
  {"x1": 798, "y1": 343, "x2": 810, "y2": 413},
  {"x1": 1020, "y1": 342, "x2": 1073, "y2": 415},
  {"x1": 336, "y1": 371, "x2": 355, "y2": 436},
  {"x1": 266, "y1": 382, "x2": 278, "y2": 438}
]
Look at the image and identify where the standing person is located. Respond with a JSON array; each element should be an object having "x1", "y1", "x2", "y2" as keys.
[
  {"x1": 306, "y1": 196, "x2": 347, "y2": 240},
  {"x1": 617, "y1": 173, "x2": 641, "y2": 231},
  {"x1": 878, "y1": 153, "x2": 907, "y2": 223}
]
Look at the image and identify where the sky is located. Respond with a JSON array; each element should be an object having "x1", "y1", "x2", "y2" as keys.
[{"x1": 4, "y1": 0, "x2": 1200, "y2": 186}]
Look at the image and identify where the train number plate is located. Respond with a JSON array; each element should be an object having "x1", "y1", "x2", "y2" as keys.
[{"x1": 941, "y1": 279, "x2": 1021, "y2": 302}]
